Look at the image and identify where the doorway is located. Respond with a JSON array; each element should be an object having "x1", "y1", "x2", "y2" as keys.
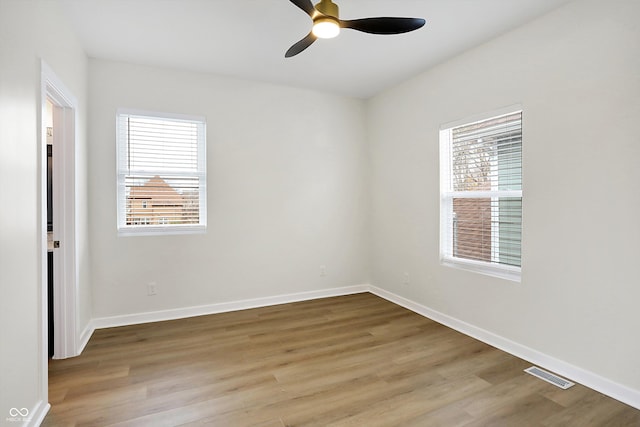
[
  {"x1": 45, "y1": 100, "x2": 54, "y2": 358},
  {"x1": 41, "y1": 61, "x2": 79, "y2": 366}
]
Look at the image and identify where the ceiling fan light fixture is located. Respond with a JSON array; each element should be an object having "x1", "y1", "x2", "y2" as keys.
[
  {"x1": 285, "y1": 0, "x2": 426, "y2": 57},
  {"x1": 312, "y1": 17, "x2": 340, "y2": 39}
]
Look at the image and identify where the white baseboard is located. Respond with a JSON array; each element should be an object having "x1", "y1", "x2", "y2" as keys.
[
  {"x1": 26, "y1": 399, "x2": 50, "y2": 427},
  {"x1": 79, "y1": 283, "x2": 639, "y2": 411},
  {"x1": 90, "y1": 285, "x2": 369, "y2": 330},
  {"x1": 368, "y1": 285, "x2": 640, "y2": 411},
  {"x1": 77, "y1": 320, "x2": 95, "y2": 355}
]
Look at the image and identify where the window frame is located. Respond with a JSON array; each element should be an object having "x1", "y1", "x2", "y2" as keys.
[
  {"x1": 439, "y1": 106, "x2": 523, "y2": 282},
  {"x1": 116, "y1": 108, "x2": 207, "y2": 236}
]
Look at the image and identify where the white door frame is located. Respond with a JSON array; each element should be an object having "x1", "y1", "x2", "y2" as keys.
[{"x1": 40, "y1": 61, "x2": 79, "y2": 365}]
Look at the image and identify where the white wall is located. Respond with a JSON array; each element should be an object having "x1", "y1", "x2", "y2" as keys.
[
  {"x1": 0, "y1": 0, "x2": 90, "y2": 422},
  {"x1": 88, "y1": 60, "x2": 369, "y2": 319},
  {"x1": 368, "y1": 0, "x2": 640, "y2": 396}
]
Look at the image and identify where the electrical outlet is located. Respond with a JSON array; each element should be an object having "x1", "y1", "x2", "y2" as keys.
[
  {"x1": 320, "y1": 265, "x2": 326, "y2": 277},
  {"x1": 147, "y1": 282, "x2": 157, "y2": 296},
  {"x1": 403, "y1": 272, "x2": 410, "y2": 286}
]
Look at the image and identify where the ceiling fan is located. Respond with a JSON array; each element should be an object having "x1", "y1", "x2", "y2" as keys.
[{"x1": 285, "y1": 0, "x2": 426, "y2": 58}]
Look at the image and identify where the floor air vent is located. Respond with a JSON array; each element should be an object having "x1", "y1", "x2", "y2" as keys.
[{"x1": 525, "y1": 366, "x2": 574, "y2": 389}]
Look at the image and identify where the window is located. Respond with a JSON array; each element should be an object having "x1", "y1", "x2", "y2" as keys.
[
  {"x1": 117, "y1": 109, "x2": 206, "y2": 235},
  {"x1": 440, "y1": 108, "x2": 522, "y2": 281}
]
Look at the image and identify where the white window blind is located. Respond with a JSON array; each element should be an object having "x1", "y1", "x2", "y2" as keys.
[
  {"x1": 117, "y1": 109, "x2": 206, "y2": 235},
  {"x1": 440, "y1": 109, "x2": 522, "y2": 281}
]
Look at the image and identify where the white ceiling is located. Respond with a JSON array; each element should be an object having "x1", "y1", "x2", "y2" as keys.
[{"x1": 60, "y1": 0, "x2": 572, "y2": 98}]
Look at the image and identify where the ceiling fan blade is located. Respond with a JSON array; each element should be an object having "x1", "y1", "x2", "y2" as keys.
[
  {"x1": 285, "y1": 32, "x2": 317, "y2": 58},
  {"x1": 340, "y1": 17, "x2": 426, "y2": 35},
  {"x1": 289, "y1": 0, "x2": 315, "y2": 17}
]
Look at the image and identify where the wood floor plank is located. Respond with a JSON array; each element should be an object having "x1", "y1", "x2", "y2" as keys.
[
  {"x1": 323, "y1": 374, "x2": 492, "y2": 427},
  {"x1": 107, "y1": 394, "x2": 245, "y2": 427},
  {"x1": 400, "y1": 402, "x2": 474, "y2": 427},
  {"x1": 458, "y1": 374, "x2": 553, "y2": 418},
  {"x1": 461, "y1": 392, "x2": 565, "y2": 427},
  {"x1": 44, "y1": 293, "x2": 640, "y2": 426},
  {"x1": 541, "y1": 392, "x2": 640, "y2": 427}
]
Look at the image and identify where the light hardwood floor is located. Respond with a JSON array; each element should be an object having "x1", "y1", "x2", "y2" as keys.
[{"x1": 43, "y1": 293, "x2": 640, "y2": 426}]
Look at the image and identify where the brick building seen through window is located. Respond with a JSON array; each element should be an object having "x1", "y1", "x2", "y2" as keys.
[{"x1": 126, "y1": 175, "x2": 199, "y2": 226}]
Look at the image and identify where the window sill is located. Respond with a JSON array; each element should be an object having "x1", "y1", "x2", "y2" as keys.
[
  {"x1": 118, "y1": 225, "x2": 206, "y2": 237},
  {"x1": 441, "y1": 256, "x2": 521, "y2": 283}
]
